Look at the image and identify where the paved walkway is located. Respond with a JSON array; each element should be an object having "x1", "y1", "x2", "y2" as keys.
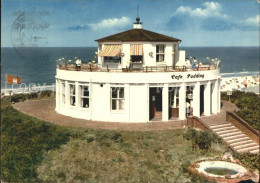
[
  {"x1": 13, "y1": 99, "x2": 186, "y2": 131},
  {"x1": 13, "y1": 99, "x2": 237, "y2": 131},
  {"x1": 200, "y1": 100, "x2": 238, "y2": 126}
]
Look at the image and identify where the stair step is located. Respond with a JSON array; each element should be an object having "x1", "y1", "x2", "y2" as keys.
[
  {"x1": 250, "y1": 149, "x2": 259, "y2": 154},
  {"x1": 226, "y1": 137, "x2": 251, "y2": 144},
  {"x1": 229, "y1": 140, "x2": 253, "y2": 146},
  {"x1": 219, "y1": 131, "x2": 243, "y2": 138},
  {"x1": 223, "y1": 134, "x2": 247, "y2": 140},
  {"x1": 210, "y1": 123, "x2": 232, "y2": 129},
  {"x1": 215, "y1": 129, "x2": 239, "y2": 135},
  {"x1": 233, "y1": 143, "x2": 257, "y2": 150},
  {"x1": 213, "y1": 126, "x2": 237, "y2": 132},
  {"x1": 237, "y1": 145, "x2": 259, "y2": 153}
]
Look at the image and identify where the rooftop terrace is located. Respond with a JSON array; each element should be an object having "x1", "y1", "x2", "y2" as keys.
[{"x1": 57, "y1": 63, "x2": 220, "y2": 72}]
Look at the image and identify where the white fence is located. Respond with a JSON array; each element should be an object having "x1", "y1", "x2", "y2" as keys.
[{"x1": 1, "y1": 84, "x2": 56, "y2": 96}]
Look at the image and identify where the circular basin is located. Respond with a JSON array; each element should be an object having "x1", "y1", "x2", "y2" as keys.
[{"x1": 196, "y1": 161, "x2": 247, "y2": 179}]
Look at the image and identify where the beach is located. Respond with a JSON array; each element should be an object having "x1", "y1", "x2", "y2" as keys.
[
  {"x1": 2, "y1": 75, "x2": 259, "y2": 96},
  {"x1": 220, "y1": 75, "x2": 260, "y2": 94}
]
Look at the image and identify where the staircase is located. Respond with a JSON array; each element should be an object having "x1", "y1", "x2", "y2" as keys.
[{"x1": 209, "y1": 123, "x2": 259, "y2": 154}]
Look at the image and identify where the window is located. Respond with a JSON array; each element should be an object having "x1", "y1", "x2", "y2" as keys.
[
  {"x1": 104, "y1": 57, "x2": 121, "y2": 64},
  {"x1": 69, "y1": 83, "x2": 75, "y2": 106},
  {"x1": 61, "y1": 81, "x2": 65, "y2": 104},
  {"x1": 111, "y1": 87, "x2": 125, "y2": 111},
  {"x1": 156, "y1": 45, "x2": 165, "y2": 62},
  {"x1": 169, "y1": 87, "x2": 179, "y2": 108},
  {"x1": 80, "y1": 85, "x2": 89, "y2": 108}
]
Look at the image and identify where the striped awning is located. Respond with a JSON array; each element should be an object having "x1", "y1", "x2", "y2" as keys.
[
  {"x1": 130, "y1": 44, "x2": 143, "y2": 56},
  {"x1": 98, "y1": 44, "x2": 121, "y2": 57}
]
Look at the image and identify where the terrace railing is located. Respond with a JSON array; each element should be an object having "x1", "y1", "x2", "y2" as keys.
[{"x1": 57, "y1": 63, "x2": 220, "y2": 72}]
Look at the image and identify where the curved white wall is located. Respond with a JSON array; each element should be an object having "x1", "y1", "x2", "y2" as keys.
[{"x1": 56, "y1": 69, "x2": 221, "y2": 123}]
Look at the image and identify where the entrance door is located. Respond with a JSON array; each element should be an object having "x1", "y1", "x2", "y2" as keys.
[
  {"x1": 200, "y1": 85, "x2": 204, "y2": 115},
  {"x1": 149, "y1": 88, "x2": 162, "y2": 120}
]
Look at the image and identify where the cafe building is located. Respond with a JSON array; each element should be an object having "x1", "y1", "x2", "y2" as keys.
[{"x1": 55, "y1": 18, "x2": 221, "y2": 123}]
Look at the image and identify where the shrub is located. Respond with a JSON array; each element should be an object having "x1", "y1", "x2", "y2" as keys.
[
  {"x1": 87, "y1": 136, "x2": 95, "y2": 143},
  {"x1": 10, "y1": 93, "x2": 26, "y2": 103},
  {"x1": 39, "y1": 90, "x2": 53, "y2": 98},
  {"x1": 196, "y1": 131, "x2": 212, "y2": 150},
  {"x1": 233, "y1": 152, "x2": 259, "y2": 170},
  {"x1": 221, "y1": 91, "x2": 260, "y2": 131},
  {"x1": 27, "y1": 92, "x2": 38, "y2": 99},
  {"x1": 183, "y1": 128, "x2": 215, "y2": 150},
  {"x1": 111, "y1": 132, "x2": 123, "y2": 143}
]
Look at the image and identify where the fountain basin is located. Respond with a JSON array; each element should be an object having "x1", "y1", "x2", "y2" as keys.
[{"x1": 197, "y1": 161, "x2": 247, "y2": 179}]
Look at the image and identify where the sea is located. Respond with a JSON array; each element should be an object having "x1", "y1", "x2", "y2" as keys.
[{"x1": 1, "y1": 47, "x2": 259, "y2": 89}]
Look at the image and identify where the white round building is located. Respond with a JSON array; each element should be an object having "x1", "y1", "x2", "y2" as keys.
[{"x1": 55, "y1": 18, "x2": 221, "y2": 123}]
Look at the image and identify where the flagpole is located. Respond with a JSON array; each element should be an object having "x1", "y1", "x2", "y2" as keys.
[{"x1": 5, "y1": 74, "x2": 7, "y2": 96}]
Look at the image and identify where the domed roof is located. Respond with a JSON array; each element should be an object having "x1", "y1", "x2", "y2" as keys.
[{"x1": 95, "y1": 28, "x2": 181, "y2": 42}]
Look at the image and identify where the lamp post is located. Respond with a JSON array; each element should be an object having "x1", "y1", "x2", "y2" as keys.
[
  {"x1": 9, "y1": 90, "x2": 12, "y2": 102},
  {"x1": 227, "y1": 90, "x2": 232, "y2": 103}
]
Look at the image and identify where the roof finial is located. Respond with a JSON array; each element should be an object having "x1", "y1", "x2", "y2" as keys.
[
  {"x1": 133, "y1": 4, "x2": 142, "y2": 29},
  {"x1": 136, "y1": 4, "x2": 140, "y2": 24},
  {"x1": 137, "y1": 4, "x2": 139, "y2": 18}
]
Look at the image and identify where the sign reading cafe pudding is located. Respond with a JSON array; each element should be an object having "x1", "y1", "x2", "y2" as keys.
[{"x1": 171, "y1": 73, "x2": 205, "y2": 80}]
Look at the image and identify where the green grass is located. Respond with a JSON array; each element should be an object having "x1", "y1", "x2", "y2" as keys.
[
  {"x1": 1, "y1": 97, "x2": 227, "y2": 182},
  {"x1": 37, "y1": 129, "x2": 227, "y2": 183},
  {"x1": 1, "y1": 99, "x2": 70, "y2": 182}
]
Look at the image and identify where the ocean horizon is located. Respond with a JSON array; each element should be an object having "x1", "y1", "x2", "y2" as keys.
[{"x1": 1, "y1": 46, "x2": 259, "y2": 88}]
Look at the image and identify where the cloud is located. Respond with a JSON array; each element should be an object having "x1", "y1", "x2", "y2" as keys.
[
  {"x1": 168, "y1": 1, "x2": 259, "y2": 32},
  {"x1": 168, "y1": 1, "x2": 230, "y2": 31},
  {"x1": 88, "y1": 16, "x2": 131, "y2": 30},
  {"x1": 68, "y1": 16, "x2": 131, "y2": 31},
  {"x1": 244, "y1": 15, "x2": 260, "y2": 26},
  {"x1": 173, "y1": 2, "x2": 227, "y2": 19}
]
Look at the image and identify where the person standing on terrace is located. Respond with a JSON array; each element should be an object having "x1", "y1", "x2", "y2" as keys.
[
  {"x1": 75, "y1": 57, "x2": 82, "y2": 71},
  {"x1": 185, "y1": 58, "x2": 191, "y2": 69},
  {"x1": 192, "y1": 57, "x2": 198, "y2": 69}
]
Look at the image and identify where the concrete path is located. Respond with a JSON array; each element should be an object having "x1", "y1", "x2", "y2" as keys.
[
  {"x1": 200, "y1": 100, "x2": 238, "y2": 126},
  {"x1": 12, "y1": 99, "x2": 237, "y2": 131},
  {"x1": 13, "y1": 99, "x2": 186, "y2": 131}
]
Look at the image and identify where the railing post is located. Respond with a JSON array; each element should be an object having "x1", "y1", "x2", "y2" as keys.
[{"x1": 107, "y1": 65, "x2": 109, "y2": 72}]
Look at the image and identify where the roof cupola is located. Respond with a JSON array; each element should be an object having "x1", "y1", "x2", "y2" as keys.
[
  {"x1": 133, "y1": 5, "x2": 142, "y2": 29},
  {"x1": 133, "y1": 17, "x2": 143, "y2": 29}
]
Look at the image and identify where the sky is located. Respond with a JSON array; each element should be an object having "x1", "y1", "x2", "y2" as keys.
[{"x1": 1, "y1": 0, "x2": 260, "y2": 47}]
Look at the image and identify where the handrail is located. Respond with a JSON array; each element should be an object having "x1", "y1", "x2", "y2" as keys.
[
  {"x1": 187, "y1": 116, "x2": 212, "y2": 131},
  {"x1": 58, "y1": 64, "x2": 219, "y2": 72},
  {"x1": 226, "y1": 111, "x2": 259, "y2": 135},
  {"x1": 226, "y1": 111, "x2": 259, "y2": 144}
]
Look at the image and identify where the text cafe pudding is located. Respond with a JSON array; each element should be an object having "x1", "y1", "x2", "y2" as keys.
[{"x1": 171, "y1": 73, "x2": 205, "y2": 80}]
